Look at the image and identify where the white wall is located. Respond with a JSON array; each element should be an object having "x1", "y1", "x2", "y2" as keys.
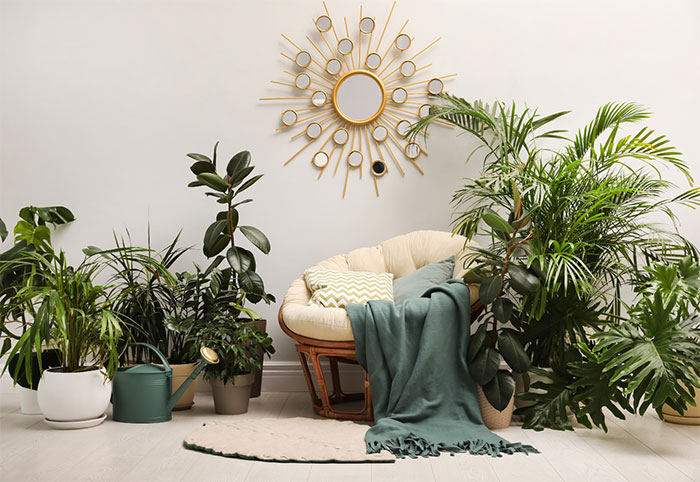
[{"x1": 2, "y1": 0, "x2": 699, "y2": 371}]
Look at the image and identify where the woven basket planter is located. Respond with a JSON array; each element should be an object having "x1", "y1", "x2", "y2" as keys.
[{"x1": 477, "y1": 384, "x2": 515, "y2": 430}]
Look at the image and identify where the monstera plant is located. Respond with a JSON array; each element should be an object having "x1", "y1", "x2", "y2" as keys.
[
  {"x1": 465, "y1": 192, "x2": 536, "y2": 410},
  {"x1": 187, "y1": 142, "x2": 274, "y2": 305}
]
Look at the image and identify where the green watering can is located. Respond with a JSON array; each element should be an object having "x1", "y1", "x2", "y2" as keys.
[{"x1": 112, "y1": 342, "x2": 219, "y2": 423}]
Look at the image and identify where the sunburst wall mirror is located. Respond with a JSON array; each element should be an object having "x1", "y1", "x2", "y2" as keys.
[{"x1": 262, "y1": 1, "x2": 455, "y2": 197}]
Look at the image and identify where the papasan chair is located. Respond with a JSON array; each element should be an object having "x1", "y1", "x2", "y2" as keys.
[{"x1": 278, "y1": 230, "x2": 482, "y2": 421}]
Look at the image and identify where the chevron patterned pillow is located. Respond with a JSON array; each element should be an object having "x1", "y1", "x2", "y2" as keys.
[{"x1": 304, "y1": 269, "x2": 394, "y2": 308}]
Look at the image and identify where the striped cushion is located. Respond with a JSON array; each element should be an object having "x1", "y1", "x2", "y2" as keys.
[{"x1": 304, "y1": 269, "x2": 394, "y2": 308}]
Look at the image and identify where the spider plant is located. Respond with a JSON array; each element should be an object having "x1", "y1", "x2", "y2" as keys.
[
  {"x1": 2, "y1": 250, "x2": 125, "y2": 381},
  {"x1": 84, "y1": 231, "x2": 189, "y2": 364}
]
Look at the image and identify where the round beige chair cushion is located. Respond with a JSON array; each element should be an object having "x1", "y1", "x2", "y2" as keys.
[{"x1": 281, "y1": 230, "x2": 480, "y2": 341}]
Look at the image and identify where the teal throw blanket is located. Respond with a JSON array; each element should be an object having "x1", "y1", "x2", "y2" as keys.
[{"x1": 347, "y1": 279, "x2": 538, "y2": 458}]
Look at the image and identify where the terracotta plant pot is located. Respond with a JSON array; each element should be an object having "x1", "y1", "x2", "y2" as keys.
[
  {"x1": 477, "y1": 384, "x2": 515, "y2": 430},
  {"x1": 210, "y1": 373, "x2": 255, "y2": 415},
  {"x1": 663, "y1": 373, "x2": 700, "y2": 425},
  {"x1": 170, "y1": 362, "x2": 199, "y2": 411}
]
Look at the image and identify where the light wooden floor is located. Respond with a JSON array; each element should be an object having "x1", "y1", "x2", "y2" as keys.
[{"x1": 0, "y1": 390, "x2": 698, "y2": 482}]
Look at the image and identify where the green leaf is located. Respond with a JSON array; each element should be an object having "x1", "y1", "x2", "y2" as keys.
[
  {"x1": 229, "y1": 166, "x2": 255, "y2": 189},
  {"x1": 226, "y1": 246, "x2": 256, "y2": 274},
  {"x1": 203, "y1": 220, "x2": 228, "y2": 251},
  {"x1": 212, "y1": 141, "x2": 219, "y2": 168},
  {"x1": 492, "y1": 297, "x2": 513, "y2": 323},
  {"x1": 511, "y1": 209, "x2": 533, "y2": 231},
  {"x1": 190, "y1": 160, "x2": 216, "y2": 175},
  {"x1": 197, "y1": 173, "x2": 229, "y2": 192},
  {"x1": 203, "y1": 235, "x2": 229, "y2": 258},
  {"x1": 482, "y1": 208, "x2": 514, "y2": 234},
  {"x1": 187, "y1": 153, "x2": 211, "y2": 163},
  {"x1": 479, "y1": 275, "x2": 503, "y2": 305},
  {"x1": 238, "y1": 270, "x2": 264, "y2": 293},
  {"x1": 236, "y1": 174, "x2": 264, "y2": 195},
  {"x1": 497, "y1": 329, "x2": 530, "y2": 373},
  {"x1": 0, "y1": 217, "x2": 7, "y2": 242},
  {"x1": 188, "y1": 180, "x2": 205, "y2": 187},
  {"x1": 508, "y1": 264, "x2": 540, "y2": 294},
  {"x1": 469, "y1": 346, "x2": 501, "y2": 385},
  {"x1": 239, "y1": 226, "x2": 270, "y2": 254},
  {"x1": 468, "y1": 323, "x2": 487, "y2": 362},
  {"x1": 227, "y1": 151, "x2": 251, "y2": 177},
  {"x1": 482, "y1": 370, "x2": 515, "y2": 411}
]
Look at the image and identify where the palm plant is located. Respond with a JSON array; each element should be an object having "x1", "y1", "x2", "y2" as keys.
[{"x1": 410, "y1": 95, "x2": 700, "y2": 430}]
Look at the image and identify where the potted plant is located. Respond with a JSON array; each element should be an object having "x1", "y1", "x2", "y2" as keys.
[
  {"x1": 186, "y1": 143, "x2": 276, "y2": 399},
  {"x1": 2, "y1": 249, "x2": 125, "y2": 428},
  {"x1": 190, "y1": 293, "x2": 274, "y2": 414},
  {"x1": 87, "y1": 233, "x2": 205, "y2": 410},
  {"x1": 464, "y1": 193, "x2": 535, "y2": 428},
  {"x1": 0, "y1": 205, "x2": 75, "y2": 414},
  {"x1": 411, "y1": 96, "x2": 700, "y2": 431}
]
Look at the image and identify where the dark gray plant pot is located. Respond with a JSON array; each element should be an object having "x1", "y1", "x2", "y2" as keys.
[{"x1": 250, "y1": 318, "x2": 267, "y2": 398}]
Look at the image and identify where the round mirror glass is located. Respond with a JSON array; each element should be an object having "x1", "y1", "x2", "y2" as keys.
[
  {"x1": 427, "y1": 78, "x2": 444, "y2": 95},
  {"x1": 306, "y1": 122, "x2": 322, "y2": 139},
  {"x1": 395, "y1": 34, "x2": 411, "y2": 51},
  {"x1": 347, "y1": 150, "x2": 363, "y2": 167},
  {"x1": 396, "y1": 119, "x2": 411, "y2": 137},
  {"x1": 326, "y1": 58, "x2": 342, "y2": 75},
  {"x1": 400, "y1": 60, "x2": 416, "y2": 77},
  {"x1": 312, "y1": 151, "x2": 329, "y2": 168},
  {"x1": 365, "y1": 53, "x2": 381, "y2": 70},
  {"x1": 338, "y1": 38, "x2": 353, "y2": 55},
  {"x1": 372, "y1": 125, "x2": 388, "y2": 142},
  {"x1": 295, "y1": 73, "x2": 311, "y2": 89},
  {"x1": 418, "y1": 104, "x2": 431, "y2": 118},
  {"x1": 295, "y1": 51, "x2": 312, "y2": 68},
  {"x1": 371, "y1": 160, "x2": 387, "y2": 176},
  {"x1": 316, "y1": 15, "x2": 332, "y2": 32},
  {"x1": 333, "y1": 128, "x2": 349, "y2": 144},
  {"x1": 359, "y1": 17, "x2": 375, "y2": 33},
  {"x1": 311, "y1": 91, "x2": 327, "y2": 107},
  {"x1": 333, "y1": 71, "x2": 385, "y2": 124},
  {"x1": 405, "y1": 143, "x2": 420, "y2": 159},
  {"x1": 391, "y1": 87, "x2": 408, "y2": 104},
  {"x1": 282, "y1": 110, "x2": 298, "y2": 126}
]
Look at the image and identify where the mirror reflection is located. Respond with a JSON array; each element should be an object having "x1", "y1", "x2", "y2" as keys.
[
  {"x1": 316, "y1": 15, "x2": 332, "y2": 32},
  {"x1": 333, "y1": 71, "x2": 385, "y2": 124}
]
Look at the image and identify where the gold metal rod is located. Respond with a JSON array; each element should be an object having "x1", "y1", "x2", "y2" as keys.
[
  {"x1": 388, "y1": 127, "x2": 424, "y2": 174},
  {"x1": 281, "y1": 52, "x2": 295, "y2": 62},
  {"x1": 365, "y1": 29, "x2": 373, "y2": 63},
  {"x1": 259, "y1": 97, "x2": 311, "y2": 101},
  {"x1": 319, "y1": 118, "x2": 340, "y2": 151},
  {"x1": 386, "y1": 105, "x2": 419, "y2": 118},
  {"x1": 375, "y1": 1, "x2": 396, "y2": 55},
  {"x1": 364, "y1": 124, "x2": 372, "y2": 162},
  {"x1": 376, "y1": 117, "x2": 406, "y2": 175},
  {"x1": 310, "y1": 79, "x2": 334, "y2": 90},
  {"x1": 371, "y1": 132, "x2": 390, "y2": 174},
  {"x1": 281, "y1": 33, "x2": 303, "y2": 52},
  {"x1": 285, "y1": 138, "x2": 316, "y2": 166},
  {"x1": 306, "y1": 36, "x2": 329, "y2": 62},
  {"x1": 290, "y1": 111, "x2": 336, "y2": 139},
  {"x1": 384, "y1": 63, "x2": 432, "y2": 85},
  {"x1": 319, "y1": 31, "x2": 337, "y2": 63},
  {"x1": 343, "y1": 166, "x2": 350, "y2": 198},
  {"x1": 358, "y1": 6, "x2": 362, "y2": 67},
  {"x1": 334, "y1": 130, "x2": 348, "y2": 175},
  {"x1": 379, "y1": 49, "x2": 401, "y2": 76},
  {"x1": 344, "y1": 18, "x2": 356, "y2": 70},
  {"x1": 270, "y1": 80, "x2": 297, "y2": 88},
  {"x1": 323, "y1": 1, "x2": 340, "y2": 44},
  {"x1": 306, "y1": 65, "x2": 335, "y2": 84},
  {"x1": 382, "y1": 19, "x2": 408, "y2": 60},
  {"x1": 409, "y1": 37, "x2": 441, "y2": 61},
  {"x1": 373, "y1": 171, "x2": 379, "y2": 197},
  {"x1": 381, "y1": 64, "x2": 401, "y2": 80},
  {"x1": 276, "y1": 108, "x2": 333, "y2": 131},
  {"x1": 318, "y1": 143, "x2": 338, "y2": 180}
]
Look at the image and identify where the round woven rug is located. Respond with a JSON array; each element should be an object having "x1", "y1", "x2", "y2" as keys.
[{"x1": 183, "y1": 417, "x2": 395, "y2": 463}]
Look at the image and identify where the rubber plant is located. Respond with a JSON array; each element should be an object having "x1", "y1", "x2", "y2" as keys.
[
  {"x1": 465, "y1": 190, "x2": 535, "y2": 410},
  {"x1": 187, "y1": 143, "x2": 274, "y2": 305}
]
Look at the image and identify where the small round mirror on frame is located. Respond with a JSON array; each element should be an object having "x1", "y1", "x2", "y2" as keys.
[
  {"x1": 311, "y1": 91, "x2": 327, "y2": 107},
  {"x1": 372, "y1": 125, "x2": 388, "y2": 142},
  {"x1": 371, "y1": 160, "x2": 387, "y2": 176},
  {"x1": 315, "y1": 15, "x2": 332, "y2": 32},
  {"x1": 312, "y1": 151, "x2": 329, "y2": 167},
  {"x1": 395, "y1": 33, "x2": 411, "y2": 51},
  {"x1": 391, "y1": 87, "x2": 408, "y2": 104},
  {"x1": 427, "y1": 78, "x2": 444, "y2": 95},
  {"x1": 295, "y1": 51, "x2": 312, "y2": 68},
  {"x1": 347, "y1": 150, "x2": 363, "y2": 167},
  {"x1": 306, "y1": 122, "x2": 322, "y2": 139},
  {"x1": 365, "y1": 53, "x2": 381, "y2": 70},
  {"x1": 359, "y1": 17, "x2": 375, "y2": 33},
  {"x1": 396, "y1": 119, "x2": 411, "y2": 137},
  {"x1": 295, "y1": 73, "x2": 311, "y2": 89},
  {"x1": 325, "y1": 58, "x2": 342, "y2": 75},
  {"x1": 333, "y1": 70, "x2": 386, "y2": 125},
  {"x1": 338, "y1": 38, "x2": 354, "y2": 55},
  {"x1": 333, "y1": 128, "x2": 349, "y2": 145},
  {"x1": 281, "y1": 110, "x2": 298, "y2": 126},
  {"x1": 400, "y1": 60, "x2": 416, "y2": 77}
]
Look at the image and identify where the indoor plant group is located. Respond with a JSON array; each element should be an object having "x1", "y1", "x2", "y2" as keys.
[
  {"x1": 0, "y1": 144, "x2": 277, "y2": 426},
  {"x1": 412, "y1": 97, "x2": 700, "y2": 430}
]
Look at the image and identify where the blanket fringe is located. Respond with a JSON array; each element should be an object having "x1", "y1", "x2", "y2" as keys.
[{"x1": 367, "y1": 433, "x2": 539, "y2": 459}]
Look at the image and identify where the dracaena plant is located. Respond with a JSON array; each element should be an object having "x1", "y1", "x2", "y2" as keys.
[
  {"x1": 187, "y1": 143, "x2": 274, "y2": 305},
  {"x1": 465, "y1": 192, "x2": 535, "y2": 410}
]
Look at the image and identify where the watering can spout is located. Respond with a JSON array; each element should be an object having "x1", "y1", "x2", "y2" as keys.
[{"x1": 167, "y1": 347, "x2": 219, "y2": 412}]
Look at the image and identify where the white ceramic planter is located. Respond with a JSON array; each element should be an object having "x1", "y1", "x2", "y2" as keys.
[
  {"x1": 19, "y1": 387, "x2": 42, "y2": 415},
  {"x1": 37, "y1": 368, "x2": 112, "y2": 422}
]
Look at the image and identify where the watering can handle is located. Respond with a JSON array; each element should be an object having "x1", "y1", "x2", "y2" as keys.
[{"x1": 126, "y1": 342, "x2": 171, "y2": 371}]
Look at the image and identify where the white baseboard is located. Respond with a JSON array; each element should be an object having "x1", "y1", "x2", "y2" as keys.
[{"x1": 1, "y1": 360, "x2": 365, "y2": 395}]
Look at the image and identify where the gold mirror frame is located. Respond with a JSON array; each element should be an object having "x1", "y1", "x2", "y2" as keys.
[
  {"x1": 332, "y1": 70, "x2": 386, "y2": 125},
  {"x1": 263, "y1": 2, "x2": 456, "y2": 197}
]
